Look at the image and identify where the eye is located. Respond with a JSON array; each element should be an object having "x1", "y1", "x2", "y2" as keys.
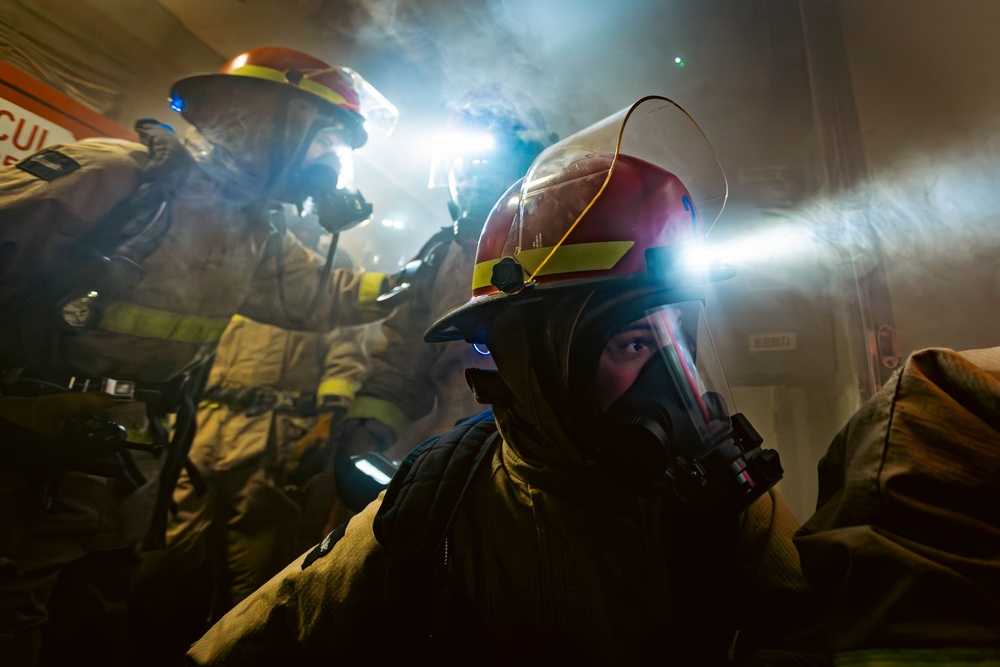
[
  {"x1": 624, "y1": 335, "x2": 657, "y2": 354},
  {"x1": 604, "y1": 332, "x2": 657, "y2": 364}
]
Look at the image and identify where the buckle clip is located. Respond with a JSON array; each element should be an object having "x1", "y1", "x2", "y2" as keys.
[{"x1": 66, "y1": 376, "x2": 135, "y2": 399}]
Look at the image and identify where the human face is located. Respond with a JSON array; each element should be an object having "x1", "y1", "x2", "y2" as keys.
[
  {"x1": 596, "y1": 319, "x2": 658, "y2": 412},
  {"x1": 595, "y1": 309, "x2": 681, "y2": 412}
]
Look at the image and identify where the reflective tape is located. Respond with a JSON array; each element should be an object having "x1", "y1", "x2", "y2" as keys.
[
  {"x1": 227, "y1": 64, "x2": 355, "y2": 110},
  {"x1": 359, "y1": 272, "x2": 389, "y2": 312},
  {"x1": 472, "y1": 241, "x2": 634, "y2": 290},
  {"x1": 317, "y1": 377, "x2": 358, "y2": 401},
  {"x1": 344, "y1": 395, "x2": 409, "y2": 437},
  {"x1": 98, "y1": 302, "x2": 230, "y2": 343}
]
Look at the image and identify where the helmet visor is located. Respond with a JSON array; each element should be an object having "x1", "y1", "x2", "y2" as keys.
[
  {"x1": 338, "y1": 66, "x2": 399, "y2": 152},
  {"x1": 511, "y1": 97, "x2": 728, "y2": 282}
]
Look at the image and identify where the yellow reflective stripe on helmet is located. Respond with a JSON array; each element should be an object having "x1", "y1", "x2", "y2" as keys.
[
  {"x1": 472, "y1": 241, "x2": 634, "y2": 290},
  {"x1": 228, "y1": 65, "x2": 352, "y2": 110},
  {"x1": 301, "y1": 78, "x2": 356, "y2": 111},
  {"x1": 97, "y1": 302, "x2": 230, "y2": 344},
  {"x1": 228, "y1": 64, "x2": 287, "y2": 84},
  {"x1": 317, "y1": 377, "x2": 358, "y2": 401},
  {"x1": 344, "y1": 395, "x2": 408, "y2": 438}
]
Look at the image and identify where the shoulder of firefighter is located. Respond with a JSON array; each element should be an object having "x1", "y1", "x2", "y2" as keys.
[{"x1": 0, "y1": 139, "x2": 149, "y2": 298}]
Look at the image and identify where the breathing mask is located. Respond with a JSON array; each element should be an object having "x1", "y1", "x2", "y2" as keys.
[{"x1": 581, "y1": 299, "x2": 783, "y2": 515}]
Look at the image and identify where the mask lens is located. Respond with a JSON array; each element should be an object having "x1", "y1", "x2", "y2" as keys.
[
  {"x1": 304, "y1": 127, "x2": 354, "y2": 188},
  {"x1": 598, "y1": 301, "x2": 734, "y2": 459}
]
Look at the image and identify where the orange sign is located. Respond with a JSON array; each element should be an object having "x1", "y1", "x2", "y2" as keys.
[{"x1": 0, "y1": 60, "x2": 135, "y2": 166}]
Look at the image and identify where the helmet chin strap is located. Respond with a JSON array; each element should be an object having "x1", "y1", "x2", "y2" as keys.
[
  {"x1": 264, "y1": 94, "x2": 296, "y2": 199},
  {"x1": 270, "y1": 96, "x2": 333, "y2": 204},
  {"x1": 264, "y1": 104, "x2": 348, "y2": 328}
]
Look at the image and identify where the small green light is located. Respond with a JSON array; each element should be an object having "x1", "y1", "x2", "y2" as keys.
[{"x1": 677, "y1": 61, "x2": 684, "y2": 67}]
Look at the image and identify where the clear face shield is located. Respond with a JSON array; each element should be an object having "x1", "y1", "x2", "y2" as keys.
[
  {"x1": 286, "y1": 67, "x2": 398, "y2": 236},
  {"x1": 506, "y1": 97, "x2": 729, "y2": 281},
  {"x1": 447, "y1": 153, "x2": 529, "y2": 243}
]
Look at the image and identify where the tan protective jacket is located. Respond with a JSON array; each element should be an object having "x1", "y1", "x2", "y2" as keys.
[
  {"x1": 794, "y1": 347, "x2": 1000, "y2": 666},
  {"x1": 188, "y1": 442, "x2": 824, "y2": 665},
  {"x1": 197, "y1": 314, "x2": 375, "y2": 470},
  {"x1": 0, "y1": 139, "x2": 388, "y2": 553},
  {"x1": 189, "y1": 314, "x2": 829, "y2": 664}
]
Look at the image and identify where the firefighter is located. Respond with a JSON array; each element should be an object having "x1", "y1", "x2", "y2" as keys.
[
  {"x1": 186, "y1": 98, "x2": 830, "y2": 664},
  {"x1": 0, "y1": 46, "x2": 397, "y2": 666},
  {"x1": 331, "y1": 89, "x2": 558, "y2": 514},
  {"x1": 123, "y1": 210, "x2": 385, "y2": 663}
]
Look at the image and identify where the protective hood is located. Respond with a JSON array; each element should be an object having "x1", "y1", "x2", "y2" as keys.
[{"x1": 477, "y1": 287, "x2": 625, "y2": 495}]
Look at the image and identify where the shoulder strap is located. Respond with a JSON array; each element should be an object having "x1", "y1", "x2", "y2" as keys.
[
  {"x1": 301, "y1": 407, "x2": 497, "y2": 572},
  {"x1": 375, "y1": 407, "x2": 499, "y2": 651},
  {"x1": 373, "y1": 407, "x2": 497, "y2": 563}
]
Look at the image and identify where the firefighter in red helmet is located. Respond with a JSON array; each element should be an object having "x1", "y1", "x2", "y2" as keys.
[
  {"x1": 329, "y1": 87, "x2": 557, "y2": 515},
  {"x1": 0, "y1": 47, "x2": 396, "y2": 666},
  {"x1": 187, "y1": 97, "x2": 830, "y2": 665}
]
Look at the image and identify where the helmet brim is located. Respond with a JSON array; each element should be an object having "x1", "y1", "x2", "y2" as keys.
[
  {"x1": 171, "y1": 73, "x2": 368, "y2": 148},
  {"x1": 424, "y1": 290, "x2": 513, "y2": 344},
  {"x1": 424, "y1": 262, "x2": 737, "y2": 345}
]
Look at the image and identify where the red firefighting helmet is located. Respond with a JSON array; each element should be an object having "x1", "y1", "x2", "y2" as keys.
[
  {"x1": 169, "y1": 46, "x2": 397, "y2": 149},
  {"x1": 425, "y1": 96, "x2": 732, "y2": 344}
]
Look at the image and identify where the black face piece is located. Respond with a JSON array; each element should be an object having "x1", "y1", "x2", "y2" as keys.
[
  {"x1": 599, "y1": 355, "x2": 708, "y2": 489},
  {"x1": 562, "y1": 288, "x2": 784, "y2": 513},
  {"x1": 276, "y1": 106, "x2": 373, "y2": 235},
  {"x1": 287, "y1": 161, "x2": 372, "y2": 234}
]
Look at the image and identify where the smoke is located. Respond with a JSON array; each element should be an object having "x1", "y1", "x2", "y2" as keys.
[
  {"x1": 302, "y1": 0, "x2": 645, "y2": 137},
  {"x1": 293, "y1": 1, "x2": 1000, "y2": 360},
  {"x1": 768, "y1": 132, "x2": 1000, "y2": 354}
]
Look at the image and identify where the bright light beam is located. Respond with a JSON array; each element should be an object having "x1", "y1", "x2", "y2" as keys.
[{"x1": 680, "y1": 225, "x2": 817, "y2": 270}]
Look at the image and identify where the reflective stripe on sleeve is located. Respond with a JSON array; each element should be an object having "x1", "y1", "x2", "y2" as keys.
[
  {"x1": 834, "y1": 647, "x2": 1000, "y2": 666},
  {"x1": 359, "y1": 272, "x2": 389, "y2": 311},
  {"x1": 98, "y1": 302, "x2": 230, "y2": 343},
  {"x1": 344, "y1": 394, "x2": 409, "y2": 438},
  {"x1": 317, "y1": 377, "x2": 359, "y2": 402}
]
